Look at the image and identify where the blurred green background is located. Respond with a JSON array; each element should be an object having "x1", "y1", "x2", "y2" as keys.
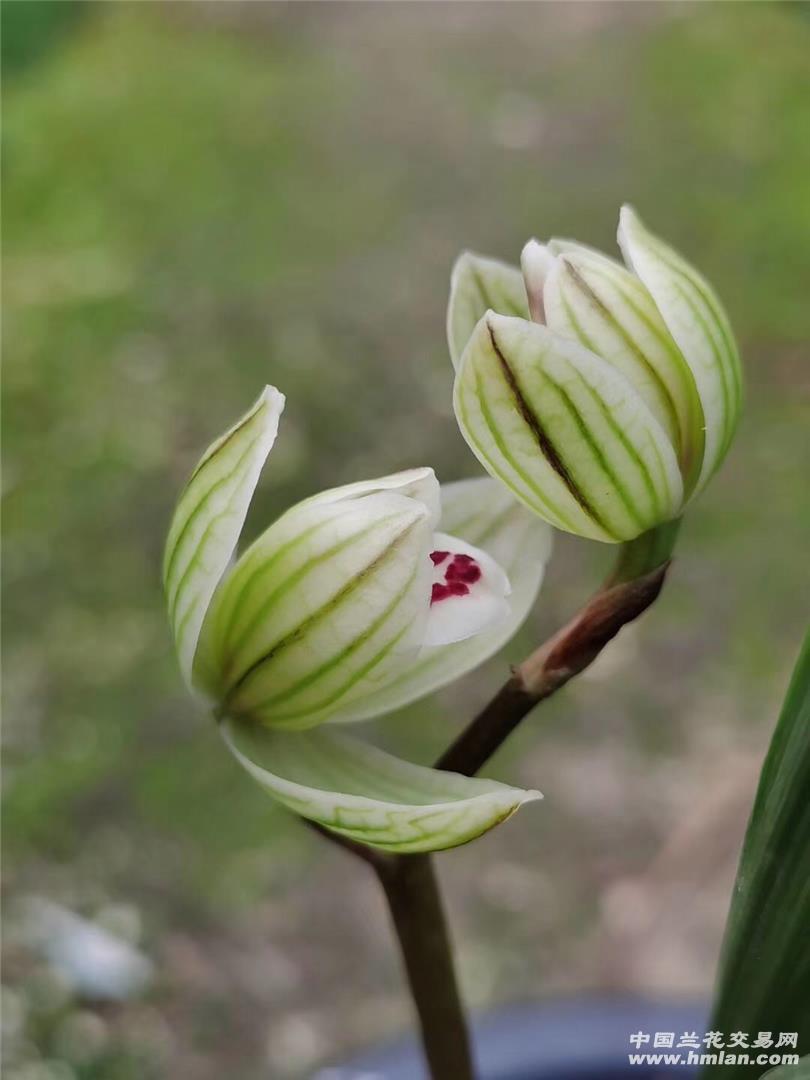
[{"x1": 2, "y1": 3, "x2": 809, "y2": 1078}]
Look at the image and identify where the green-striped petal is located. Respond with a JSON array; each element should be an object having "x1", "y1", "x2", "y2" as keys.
[
  {"x1": 447, "y1": 251, "x2": 529, "y2": 370},
  {"x1": 222, "y1": 719, "x2": 541, "y2": 853},
  {"x1": 300, "y1": 466, "x2": 441, "y2": 529},
  {"x1": 618, "y1": 205, "x2": 742, "y2": 497},
  {"x1": 328, "y1": 478, "x2": 552, "y2": 722},
  {"x1": 542, "y1": 243, "x2": 705, "y2": 493},
  {"x1": 197, "y1": 490, "x2": 433, "y2": 729},
  {"x1": 453, "y1": 312, "x2": 683, "y2": 542},
  {"x1": 163, "y1": 386, "x2": 284, "y2": 688}
]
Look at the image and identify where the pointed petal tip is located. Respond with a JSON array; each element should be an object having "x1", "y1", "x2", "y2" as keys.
[
  {"x1": 494, "y1": 785, "x2": 543, "y2": 827},
  {"x1": 520, "y1": 239, "x2": 556, "y2": 323},
  {"x1": 520, "y1": 787, "x2": 543, "y2": 805},
  {"x1": 616, "y1": 205, "x2": 642, "y2": 271},
  {"x1": 617, "y1": 203, "x2": 642, "y2": 242},
  {"x1": 450, "y1": 249, "x2": 471, "y2": 275},
  {"x1": 483, "y1": 308, "x2": 536, "y2": 340},
  {"x1": 255, "y1": 385, "x2": 286, "y2": 451},
  {"x1": 520, "y1": 236, "x2": 542, "y2": 257},
  {"x1": 450, "y1": 249, "x2": 484, "y2": 281},
  {"x1": 520, "y1": 237, "x2": 553, "y2": 262},
  {"x1": 407, "y1": 465, "x2": 437, "y2": 484},
  {"x1": 476, "y1": 307, "x2": 502, "y2": 343},
  {"x1": 615, "y1": 204, "x2": 741, "y2": 492},
  {"x1": 165, "y1": 386, "x2": 286, "y2": 687},
  {"x1": 301, "y1": 466, "x2": 439, "y2": 527},
  {"x1": 259, "y1": 384, "x2": 286, "y2": 410},
  {"x1": 255, "y1": 387, "x2": 286, "y2": 434}
]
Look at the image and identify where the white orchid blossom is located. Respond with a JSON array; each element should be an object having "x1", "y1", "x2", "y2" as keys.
[
  {"x1": 164, "y1": 387, "x2": 551, "y2": 852},
  {"x1": 448, "y1": 206, "x2": 743, "y2": 543}
]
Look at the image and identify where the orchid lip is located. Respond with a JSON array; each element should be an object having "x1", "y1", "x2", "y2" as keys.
[{"x1": 422, "y1": 531, "x2": 510, "y2": 648}]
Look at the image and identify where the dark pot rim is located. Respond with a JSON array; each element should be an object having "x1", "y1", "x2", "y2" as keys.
[{"x1": 318, "y1": 995, "x2": 707, "y2": 1079}]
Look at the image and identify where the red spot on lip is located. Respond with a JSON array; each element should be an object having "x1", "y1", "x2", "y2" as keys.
[
  {"x1": 430, "y1": 552, "x2": 481, "y2": 604},
  {"x1": 431, "y1": 582, "x2": 470, "y2": 603},
  {"x1": 446, "y1": 554, "x2": 482, "y2": 585},
  {"x1": 448, "y1": 580, "x2": 470, "y2": 596}
]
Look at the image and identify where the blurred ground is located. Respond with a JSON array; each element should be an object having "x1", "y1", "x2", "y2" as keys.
[{"x1": 2, "y1": 3, "x2": 809, "y2": 1078}]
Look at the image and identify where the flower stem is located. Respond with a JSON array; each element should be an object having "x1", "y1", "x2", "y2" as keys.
[
  {"x1": 375, "y1": 854, "x2": 475, "y2": 1080},
  {"x1": 306, "y1": 828, "x2": 473, "y2": 1078},
  {"x1": 607, "y1": 517, "x2": 681, "y2": 586},
  {"x1": 436, "y1": 519, "x2": 681, "y2": 777},
  {"x1": 311, "y1": 519, "x2": 683, "y2": 1077}
]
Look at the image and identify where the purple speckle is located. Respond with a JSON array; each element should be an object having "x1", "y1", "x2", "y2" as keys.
[{"x1": 430, "y1": 553, "x2": 481, "y2": 604}]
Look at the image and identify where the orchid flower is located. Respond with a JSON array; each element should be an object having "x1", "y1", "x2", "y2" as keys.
[
  {"x1": 449, "y1": 206, "x2": 742, "y2": 542},
  {"x1": 164, "y1": 387, "x2": 551, "y2": 852}
]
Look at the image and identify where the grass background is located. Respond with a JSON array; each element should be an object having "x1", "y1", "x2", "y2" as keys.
[{"x1": 3, "y1": 3, "x2": 809, "y2": 1077}]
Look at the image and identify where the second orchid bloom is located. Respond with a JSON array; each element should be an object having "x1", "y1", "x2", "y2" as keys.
[{"x1": 449, "y1": 206, "x2": 742, "y2": 542}]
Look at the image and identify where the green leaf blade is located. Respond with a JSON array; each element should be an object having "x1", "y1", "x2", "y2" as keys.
[
  {"x1": 761, "y1": 1059, "x2": 810, "y2": 1080},
  {"x1": 704, "y1": 632, "x2": 810, "y2": 1078}
]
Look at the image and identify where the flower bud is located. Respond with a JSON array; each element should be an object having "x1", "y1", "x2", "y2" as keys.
[
  {"x1": 164, "y1": 387, "x2": 549, "y2": 851},
  {"x1": 448, "y1": 206, "x2": 743, "y2": 541}
]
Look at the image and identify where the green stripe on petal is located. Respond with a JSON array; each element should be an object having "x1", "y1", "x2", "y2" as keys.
[
  {"x1": 543, "y1": 247, "x2": 704, "y2": 492},
  {"x1": 447, "y1": 251, "x2": 529, "y2": 370},
  {"x1": 618, "y1": 205, "x2": 742, "y2": 497},
  {"x1": 453, "y1": 313, "x2": 683, "y2": 542},
  {"x1": 202, "y1": 491, "x2": 433, "y2": 729},
  {"x1": 456, "y1": 347, "x2": 591, "y2": 537},
  {"x1": 221, "y1": 719, "x2": 541, "y2": 853},
  {"x1": 327, "y1": 478, "x2": 552, "y2": 723},
  {"x1": 163, "y1": 386, "x2": 284, "y2": 687}
]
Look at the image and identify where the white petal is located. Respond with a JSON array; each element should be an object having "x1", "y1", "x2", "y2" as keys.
[
  {"x1": 300, "y1": 467, "x2": 440, "y2": 528},
  {"x1": 163, "y1": 386, "x2": 284, "y2": 688},
  {"x1": 222, "y1": 719, "x2": 541, "y2": 853},
  {"x1": 198, "y1": 490, "x2": 433, "y2": 729},
  {"x1": 422, "y1": 530, "x2": 511, "y2": 647},
  {"x1": 447, "y1": 251, "x2": 529, "y2": 370},
  {"x1": 546, "y1": 236, "x2": 620, "y2": 262},
  {"x1": 520, "y1": 239, "x2": 555, "y2": 323},
  {"x1": 328, "y1": 478, "x2": 551, "y2": 723},
  {"x1": 453, "y1": 312, "x2": 684, "y2": 542},
  {"x1": 542, "y1": 245, "x2": 704, "y2": 487},
  {"x1": 618, "y1": 205, "x2": 742, "y2": 496}
]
